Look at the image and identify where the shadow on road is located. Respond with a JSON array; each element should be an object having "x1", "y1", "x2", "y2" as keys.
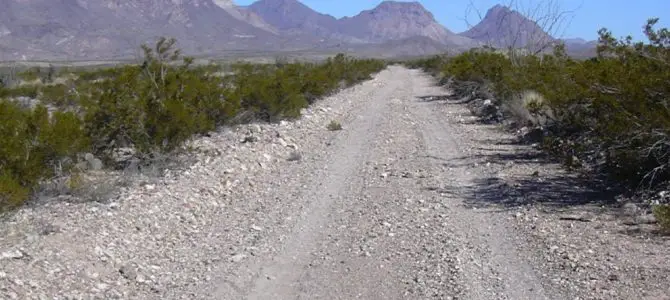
[{"x1": 421, "y1": 98, "x2": 622, "y2": 212}]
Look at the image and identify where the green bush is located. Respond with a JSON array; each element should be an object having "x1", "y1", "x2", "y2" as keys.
[
  {"x1": 0, "y1": 84, "x2": 40, "y2": 99},
  {"x1": 227, "y1": 53, "x2": 385, "y2": 122},
  {"x1": 0, "y1": 37, "x2": 386, "y2": 210},
  {"x1": 82, "y1": 38, "x2": 232, "y2": 158},
  {"x1": 0, "y1": 100, "x2": 88, "y2": 210},
  {"x1": 229, "y1": 63, "x2": 307, "y2": 121},
  {"x1": 408, "y1": 18, "x2": 670, "y2": 193}
]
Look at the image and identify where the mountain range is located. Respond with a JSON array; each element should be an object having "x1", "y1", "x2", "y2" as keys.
[{"x1": 0, "y1": 0, "x2": 596, "y2": 61}]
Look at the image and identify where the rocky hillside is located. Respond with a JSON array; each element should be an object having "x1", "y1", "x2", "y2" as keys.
[
  {"x1": 337, "y1": 1, "x2": 475, "y2": 47},
  {"x1": 0, "y1": 0, "x2": 290, "y2": 60},
  {"x1": 245, "y1": 0, "x2": 344, "y2": 41},
  {"x1": 459, "y1": 4, "x2": 556, "y2": 51},
  {"x1": 213, "y1": 0, "x2": 279, "y2": 34}
]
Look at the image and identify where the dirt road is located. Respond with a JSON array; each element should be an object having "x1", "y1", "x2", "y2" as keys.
[
  {"x1": 200, "y1": 65, "x2": 547, "y2": 300},
  {"x1": 1, "y1": 66, "x2": 668, "y2": 300}
]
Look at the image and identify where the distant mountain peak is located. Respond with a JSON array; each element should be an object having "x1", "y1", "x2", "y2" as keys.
[
  {"x1": 488, "y1": 4, "x2": 510, "y2": 12},
  {"x1": 460, "y1": 3, "x2": 555, "y2": 50},
  {"x1": 376, "y1": 1, "x2": 426, "y2": 9},
  {"x1": 247, "y1": 0, "x2": 338, "y2": 37},
  {"x1": 358, "y1": 1, "x2": 433, "y2": 18},
  {"x1": 249, "y1": 0, "x2": 312, "y2": 11},
  {"x1": 482, "y1": 4, "x2": 522, "y2": 22},
  {"x1": 335, "y1": 0, "x2": 475, "y2": 47}
]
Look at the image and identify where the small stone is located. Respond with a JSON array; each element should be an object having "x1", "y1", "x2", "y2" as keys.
[
  {"x1": 241, "y1": 135, "x2": 258, "y2": 143},
  {"x1": 249, "y1": 124, "x2": 262, "y2": 134},
  {"x1": 230, "y1": 254, "x2": 247, "y2": 263},
  {"x1": 136, "y1": 274, "x2": 146, "y2": 283},
  {"x1": 634, "y1": 214, "x2": 657, "y2": 224},
  {"x1": 1, "y1": 249, "x2": 24, "y2": 260},
  {"x1": 251, "y1": 225, "x2": 263, "y2": 231},
  {"x1": 89, "y1": 158, "x2": 104, "y2": 171},
  {"x1": 287, "y1": 152, "x2": 302, "y2": 162},
  {"x1": 37, "y1": 221, "x2": 60, "y2": 235},
  {"x1": 75, "y1": 161, "x2": 89, "y2": 171},
  {"x1": 119, "y1": 265, "x2": 138, "y2": 281},
  {"x1": 621, "y1": 202, "x2": 639, "y2": 216}
]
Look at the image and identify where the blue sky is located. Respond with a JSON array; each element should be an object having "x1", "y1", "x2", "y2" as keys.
[{"x1": 235, "y1": 0, "x2": 670, "y2": 41}]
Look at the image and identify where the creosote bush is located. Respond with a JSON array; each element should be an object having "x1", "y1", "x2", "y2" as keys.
[
  {"x1": 0, "y1": 37, "x2": 386, "y2": 210},
  {"x1": 0, "y1": 101, "x2": 88, "y2": 210},
  {"x1": 406, "y1": 18, "x2": 670, "y2": 200}
]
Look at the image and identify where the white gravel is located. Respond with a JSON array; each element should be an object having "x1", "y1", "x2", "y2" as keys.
[{"x1": 1, "y1": 66, "x2": 669, "y2": 300}]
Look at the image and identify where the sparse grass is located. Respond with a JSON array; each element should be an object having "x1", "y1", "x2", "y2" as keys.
[{"x1": 327, "y1": 120, "x2": 343, "y2": 131}]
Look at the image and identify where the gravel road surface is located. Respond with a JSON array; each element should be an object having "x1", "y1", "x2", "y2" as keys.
[{"x1": 1, "y1": 66, "x2": 668, "y2": 300}]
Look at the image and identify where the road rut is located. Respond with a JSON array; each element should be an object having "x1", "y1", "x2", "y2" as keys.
[{"x1": 209, "y1": 66, "x2": 551, "y2": 300}]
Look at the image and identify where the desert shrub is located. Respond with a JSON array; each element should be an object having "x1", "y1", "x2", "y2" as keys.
[
  {"x1": 73, "y1": 67, "x2": 124, "y2": 82},
  {"x1": 404, "y1": 54, "x2": 448, "y2": 76},
  {"x1": 80, "y1": 40, "x2": 384, "y2": 158},
  {"x1": 229, "y1": 62, "x2": 308, "y2": 121},
  {"x1": 227, "y1": 53, "x2": 385, "y2": 121},
  {"x1": 39, "y1": 83, "x2": 83, "y2": 108},
  {"x1": 18, "y1": 66, "x2": 41, "y2": 82},
  {"x1": 410, "y1": 18, "x2": 670, "y2": 193},
  {"x1": 0, "y1": 100, "x2": 88, "y2": 210},
  {"x1": 326, "y1": 53, "x2": 386, "y2": 85},
  {"x1": 0, "y1": 84, "x2": 40, "y2": 99},
  {"x1": 443, "y1": 49, "x2": 512, "y2": 86},
  {"x1": 0, "y1": 38, "x2": 386, "y2": 211},
  {"x1": 82, "y1": 38, "x2": 232, "y2": 159}
]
